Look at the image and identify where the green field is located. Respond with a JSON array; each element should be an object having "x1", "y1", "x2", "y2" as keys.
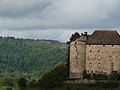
[
  {"x1": 1, "y1": 83, "x2": 120, "y2": 90},
  {"x1": 13, "y1": 83, "x2": 120, "y2": 90},
  {"x1": 0, "y1": 86, "x2": 19, "y2": 90}
]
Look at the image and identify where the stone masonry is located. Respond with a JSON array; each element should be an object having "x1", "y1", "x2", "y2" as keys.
[{"x1": 69, "y1": 30, "x2": 120, "y2": 79}]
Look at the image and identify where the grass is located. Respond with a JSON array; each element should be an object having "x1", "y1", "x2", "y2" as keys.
[
  {"x1": 0, "y1": 86, "x2": 19, "y2": 90},
  {"x1": 19, "y1": 83, "x2": 120, "y2": 90},
  {"x1": 1, "y1": 83, "x2": 120, "y2": 90}
]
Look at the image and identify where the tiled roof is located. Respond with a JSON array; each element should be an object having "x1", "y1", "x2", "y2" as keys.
[{"x1": 87, "y1": 30, "x2": 120, "y2": 45}]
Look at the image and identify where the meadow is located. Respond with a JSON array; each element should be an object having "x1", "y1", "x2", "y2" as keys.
[{"x1": 21, "y1": 83, "x2": 120, "y2": 90}]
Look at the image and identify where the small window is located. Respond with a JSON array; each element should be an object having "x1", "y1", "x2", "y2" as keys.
[
  {"x1": 95, "y1": 71, "x2": 98, "y2": 73},
  {"x1": 89, "y1": 44, "x2": 91, "y2": 46},
  {"x1": 98, "y1": 55, "x2": 101, "y2": 60},
  {"x1": 88, "y1": 55, "x2": 92, "y2": 60},
  {"x1": 116, "y1": 56, "x2": 119, "y2": 60},
  {"x1": 111, "y1": 62, "x2": 114, "y2": 70},
  {"x1": 103, "y1": 44, "x2": 105, "y2": 47},
  {"x1": 109, "y1": 55, "x2": 113, "y2": 61},
  {"x1": 89, "y1": 62, "x2": 92, "y2": 68},
  {"x1": 91, "y1": 71, "x2": 93, "y2": 74},
  {"x1": 112, "y1": 44, "x2": 114, "y2": 47},
  {"x1": 75, "y1": 42, "x2": 77, "y2": 44},
  {"x1": 75, "y1": 55, "x2": 77, "y2": 60},
  {"x1": 75, "y1": 48, "x2": 78, "y2": 52},
  {"x1": 98, "y1": 50, "x2": 100, "y2": 52},
  {"x1": 98, "y1": 63, "x2": 101, "y2": 69},
  {"x1": 90, "y1": 50, "x2": 92, "y2": 52}
]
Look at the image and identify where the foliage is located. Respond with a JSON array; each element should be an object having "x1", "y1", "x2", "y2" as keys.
[
  {"x1": 0, "y1": 37, "x2": 68, "y2": 76},
  {"x1": 38, "y1": 64, "x2": 68, "y2": 89},
  {"x1": 6, "y1": 87, "x2": 12, "y2": 90},
  {"x1": 0, "y1": 74, "x2": 15, "y2": 87},
  {"x1": 92, "y1": 74, "x2": 108, "y2": 80},
  {"x1": 83, "y1": 71, "x2": 91, "y2": 79},
  {"x1": 70, "y1": 32, "x2": 80, "y2": 42},
  {"x1": 28, "y1": 79, "x2": 38, "y2": 88},
  {"x1": 83, "y1": 71, "x2": 107, "y2": 80},
  {"x1": 109, "y1": 71, "x2": 120, "y2": 81},
  {"x1": 17, "y1": 77, "x2": 27, "y2": 89},
  {"x1": 21, "y1": 83, "x2": 120, "y2": 90}
]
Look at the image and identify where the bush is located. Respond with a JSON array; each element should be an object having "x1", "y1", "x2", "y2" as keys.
[
  {"x1": 83, "y1": 71, "x2": 91, "y2": 79},
  {"x1": 28, "y1": 79, "x2": 38, "y2": 88},
  {"x1": 93, "y1": 74, "x2": 108, "y2": 80},
  {"x1": 38, "y1": 63, "x2": 67, "y2": 89},
  {"x1": 17, "y1": 77, "x2": 27, "y2": 89},
  {"x1": 109, "y1": 71, "x2": 120, "y2": 81},
  {"x1": 0, "y1": 75, "x2": 15, "y2": 87},
  {"x1": 87, "y1": 82, "x2": 119, "y2": 89},
  {"x1": 6, "y1": 87, "x2": 12, "y2": 90},
  {"x1": 70, "y1": 32, "x2": 80, "y2": 42}
]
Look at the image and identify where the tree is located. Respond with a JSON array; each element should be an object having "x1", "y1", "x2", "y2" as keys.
[
  {"x1": 109, "y1": 71, "x2": 120, "y2": 81},
  {"x1": 70, "y1": 32, "x2": 80, "y2": 42},
  {"x1": 38, "y1": 63, "x2": 68, "y2": 89},
  {"x1": 28, "y1": 79, "x2": 37, "y2": 88},
  {"x1": 0, "y1": 74, "x2": 15, "y2": 87},
  {"x1": 17, "y1": 77, "x2": 27, "y2": 89},
  {"x1": 83, "y1": 70, "x2": 90, "y2": 79}
]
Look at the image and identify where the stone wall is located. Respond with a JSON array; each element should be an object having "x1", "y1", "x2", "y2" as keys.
[
  {"x1": 69, "y1": 37, "x2": 86, "y2": 79},
  {"x1": 86, "y1": 45, "x2": 120, "y2": 74}
]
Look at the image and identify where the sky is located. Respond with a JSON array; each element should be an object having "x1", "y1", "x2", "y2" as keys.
[{"x1": 0, "y1": 0, "x2": 120, "y2": 42}]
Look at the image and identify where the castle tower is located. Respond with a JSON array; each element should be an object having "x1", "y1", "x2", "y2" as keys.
[{"x1": 69, "y1": 32, "x2": 87, "y2": 79}]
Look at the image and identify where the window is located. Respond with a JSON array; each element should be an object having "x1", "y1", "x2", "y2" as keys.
[
  {"x1": 98, "y1": 63, "x2": 101, "y2": 69},
  {"x1": 103, "y1": 44, "x2": 105, "y2": 47},
  {"x1": 116, "y1": 56, "x2": 119, "y2": 60},
  {"x1": 75, "y1": 47, "x2": 78, "y2": 52},
  {"x1": 75, "y1": 55, "x2": 77, "y2": 60},
  {"x1": 89, "y1": 62, "x2": 92, "y2": 68},
  {"x1": 88, "y1": 55, "x2": 92, "y2": 60},
  {"x1": 97, "y1": 55, "x2": 101, "y2": 60},
  {"x1": 75, "y1": 63, "x2": 78, "y2": 68},
  {"x1": 90, "y1": 50, "x2": 92, "y2": 52},
  {"x1": 111, "y1": 62, "x2": 114, "y2": 70},
  {"x1": 98, "y1": 50, "x2": 100, "y2": 52},
  {"x1": 109, "y1": 55, "x2": 113, "y2": 61}
]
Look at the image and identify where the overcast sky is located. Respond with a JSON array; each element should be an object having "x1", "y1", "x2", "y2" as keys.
[{"x1": 0, "y1": 0, "x2": 120, "y2": 42}]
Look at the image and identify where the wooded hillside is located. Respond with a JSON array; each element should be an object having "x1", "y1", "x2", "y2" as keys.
[{"x1": 0, "y1": 37, "x2": 68, "y2": 76}]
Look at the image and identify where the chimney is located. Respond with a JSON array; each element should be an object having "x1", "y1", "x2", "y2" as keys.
[
  {"x1": 81, "y1": 33, "x2": 83, "y2": 36},
  {"x1": 84, "y1": 32, "x2": 87, "y2": 36}
]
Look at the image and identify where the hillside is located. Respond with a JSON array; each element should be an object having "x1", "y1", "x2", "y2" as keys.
[{"x1": 0, "y1": 36, "x2": 69, "y2": 77}]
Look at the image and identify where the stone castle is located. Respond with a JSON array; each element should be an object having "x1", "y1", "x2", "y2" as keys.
[{"x1": 69, "y1": 30, "x2": 120, "y2": 79}]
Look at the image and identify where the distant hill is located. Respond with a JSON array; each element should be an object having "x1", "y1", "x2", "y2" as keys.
[{"x1": 0, "y1": 36, "x2": 69, "y2": 76}]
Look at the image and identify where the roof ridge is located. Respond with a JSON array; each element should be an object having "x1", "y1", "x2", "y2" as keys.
[
  {"x1": 95, "y1": 30, "x2": 117, "y2": 32},
  {"x1": 87, "y1": 30, "x2": 120, "y2": 45}
]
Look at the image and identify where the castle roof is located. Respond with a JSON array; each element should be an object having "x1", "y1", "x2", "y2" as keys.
[{"x1": 87, "y1": 30, "x2": 120, "y2": 45}]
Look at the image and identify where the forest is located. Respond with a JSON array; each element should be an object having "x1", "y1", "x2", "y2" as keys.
[{"x1": 0, "y1": 36, "x2": 68, "y2": 82}]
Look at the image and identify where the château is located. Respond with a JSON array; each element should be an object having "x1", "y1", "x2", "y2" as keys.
[{"x1": 69, "y1": 30, "x2": 120, "y2": 79}]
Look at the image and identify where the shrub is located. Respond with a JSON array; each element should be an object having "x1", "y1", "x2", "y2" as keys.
[
  {"x1": 38, "y1": 63, "x2": 67, "y2": 89},
  {"x1": 17, "y1": 77, "x2": 27, "y2": 89}
]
